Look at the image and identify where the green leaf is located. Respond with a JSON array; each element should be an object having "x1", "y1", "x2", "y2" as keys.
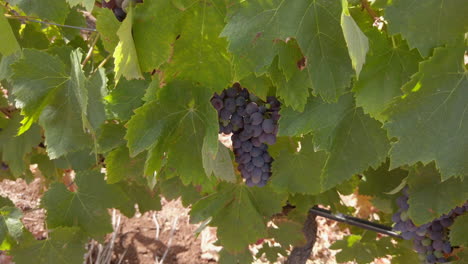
[
  {"x1": 239, "y1": 74, "x2": 272, "y2": 101},
  {"x1": 53, "y1": 148, "x2": 96, "y2": 171},
  {"x1": 11, "y1": 227, "x2": 86, "y2": 264},
  {"x1": 279, "y1": 94, "x2": 390, "y2": 189},
  {"x1": 384, "y1": 43, "x2": 468, "y2": 180},
  {"x1": 406, "y1": 164, "x2": 468, "y2": 225},
  {"x1": 113, "y1": 7, "x2": 143, "y2": 80},
  {"x1": 158, "y1": 176, "x2": 201, "y2": 207},
  {"x1": 8, "y1": 0, "x2": 70, "y2": 23},
  {"x1": 42, "y1": 170, "x2": 123, "y2": 238},
  {"x1": 385, "y1": 0, "x2": 468, "y2": 57},
  {"x1": 31, "y1": 153, "x2": 61, "y2": 182},
  {"x1": 330, "y1": 234, "x2": 393, "y2": 263},
  {"x1": 105, "y1": 77, "x2": 148, "y2": 121},
  {"x1": 222, "y1": 0, "x2": 353, "y2": 101},
  {"x1": 161, "y1": 1, "x2": 232, "y2": 89},
  {"x1": 86, "y1": 69, "x2": 107, "y2": 131},
  {"x1": 66, "y1": 0, "x2": 94, "y2": 12},
  {"x1": 219, "y1": 248, "x2": 253, "y2": 264},
  {"x1": 0, "y1": 206, "x2": 23, "y2": 242},
  {"x1": 0, "y1": 113, "x2": 42, "y2": 177},
  {"x1": 0, "y1": 8, "x2": 20, "y2": 55},
  {"x1": 270, "y1": 137, "x2": 327, "y2": 195},
  {"x1": 106, "y1": 145, "x2": 145, "y2": 184},
  {"x1": 18, "y1": 24, "x2": 49, "y2": 50},
  {"x1": 255, "y1": 243, "x2": 287, "y2": 263},
  {"x1": 341, "y1": 0, "x2": 368, "y2": 78},
  {"x1": 268, "y1": 219, "x2": 306, "y2": 246},
  {"x1": 450, "y1": 214, "x2": 468, "y2": 247},
  {"x1": 359, "y1": 161, "x2": 408, "y2": 199},
  {"x1": 62, "y1": 8, "x2": 87, "y2": 41},
  {"x1": 116, "y1": 183, "x2": 161, "y2": 217},
  {"x1": 202, "y1": 141, "x2": 236, "y2": 183},
  {"x1": 97, "y1": 123, "x2": 126, "y2": 153},
  {"x1": 96, "y1": 8, "x2": 120, "y2": 53},
  {"x1": 11, "y1": 49, "x2": 93, "y2": 158},
  {"x1": 353, "y1": 31, "x2": 421, "y2": 121},
  {"x1": 190, "y1": 183, "x2": 286, "y2": 252},
  {"x1": 126, "y1": 81, "x2": 218, "y2": 185}
]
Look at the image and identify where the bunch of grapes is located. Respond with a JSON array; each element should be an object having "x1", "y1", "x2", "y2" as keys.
[
  {"x1": 393, "y1": 187, "x2": 468, "y2": 263},
  {"x1": 211, "y1": 83, "x2": 280, "y2": 187}
]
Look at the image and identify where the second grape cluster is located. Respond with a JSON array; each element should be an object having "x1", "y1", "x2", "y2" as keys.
[{"x1": 211, "y1": 83, "x2": 280, "y2": 187}]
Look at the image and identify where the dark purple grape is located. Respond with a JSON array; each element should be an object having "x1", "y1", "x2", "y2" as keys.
[
  {"x1": 233, "y1": 139, "x2": 241, "y2": 149},
  {"x1": 265, "y1": 133, "x2": 276, "y2": 145},
  {"x1": 224, "y1": 98, "x2": 236, "y2": 112},
  {"x1": 261, "y1": 173, "x2": 269, "y2": 180},
  {"x1": 113, "y1": 7, "x2": 127, "y2": 22},
  {"x1": 426, "y1": 254, "x2": 436, "y2": 263},
  {"x1": 432, "y1": 240, "x2": 443, "y2": 251},
  {"x1": 428, "y1": 230, "x2": 444, "y2": 240},
  {"x1": 258, "y1": 106, "x2": 266, "y2": 113},
  {"x1": 239, "y1": 153, "x2": 251, "y2": 164},
  {"x1": 402, "y1": 232, "x2": 415, "y2": 240},
  {"x1": 211, "y1": 97, "x2": 223, "y2": 111},
  {"x1": 392, "y1": 212, "x2": 401, "y2": 223},
  {"x1": 226, "y1": 87, "x2": 238, "y2": 98},
  {"x1": 271, "y1": 112, "x2": 281, "y2": 121},
  {"x1": 442, "y1": 242, "x2": 452, "y2": 254},
  {"x1": 236, "y1": 96, "x2": 246, "y2": 106},
  {"x1": 245, "y1": 162, "x2": 255, "y2": 172},
  {"x1": 245, "y1": 178, "x2": 255, "y2": 187},
  {"x1": 252, "y1": 172, "x2": 261, "y2": 184},
  {"x1": 251, "y1": 137, "x2": 262, "y2": 147},
  {"x1": 220, "y1": 109, "x2": 231, "y2": 121},
  {"x1": 231, "y1": 113, "x2": 243, "y2": 127},
  {"x1": 259, "y1": 133, "x2": 268, "y2": 143},
  {"x1": 252, "y1": 168, "x2": 262, "y2": 179},
  {"x1": 252, "y1": 156, "x2": 264, "y2": 167},
  {"x1": 440, "y1": 218, "x2": 453, "y2": 228},
  {"x1": 241, "y1": 141, "x2": 253, "y2": 152},
  {"x1": 245, "y1": 102, "x2": 258, "y2": 115},
  {"x1": 259, "y1": 144, "x2": 267, "y2": 151},
  {"x1": 431, "y1": 222, "x2": 443, "y2": 232},
  {"x1": 261, "y1": 163, "x2": 270, "y2": 172},
  {"x1": 237, "y1": 106, "x2": 246, "y2": 116},
  {"x1": 251, "y1": 112, "x2": 263, "y2": 125},
  {"x1": 252, "y1": 125, "x2": 262, "y2": 137},
  {"x1": 250, "y1": 147, "x2": 263, "y2": 157},
  {"x1": 452, "y1": 206, "x2": 464, "y2": 215},
  {"x1": 262, "y1": 119, "x2": 275, "y2": 133},
  {"x1": 222, "y1": 123, "x2": 233, "y2": 134},
  {"x1": 239, "y1": 89, "x2": 249, "y2": 99}
]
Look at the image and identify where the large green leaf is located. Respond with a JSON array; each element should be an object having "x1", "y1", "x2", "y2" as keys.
[
  {"x1": 0, "y1": 8, "x2": 20, "y2": 55},
  {"x1": 450, "y1": 214, "x2": 468, "y2": 247},
  {"x1": 105, "y1": 77, "x2": 149, "y2": 121},
  {"x1": 270, "y1": 137, "x2": 327, "y2": 195},
  {"x1": 8, "y1": 0, "x2": 70, "y2": 23},
  {"x1": 11, "y1": 227, "x2": 86, "y2": 264},
  {"x1": 125, "y1": 81, "x2": 218, "y2": 185},
  {"x1": 96, "y1": 8, "x2": 120, "y2": 53},
  {"x1": 0, "y1": 113, "x2": 41, "y2": 177},
  {"x1": 190, "y1": 182, "x2": 286, "y2": 252},
  {"x1": 359, "y1": 161, "x2": 408, "y2": 199},
  {"x1": 353, "y1": 31, "x2": 421, "y2": 121},
  {"x1": 385, "y1": 0, "x2": 468, "y2": 57},
  {"x1": 11, "y1": 49, "x2": 94, "y2": 158},
  {"x1": 407, "y1": 164, "x2": 468, "y2": 225},
  {"x1": 106, "y1": 145, "x2": 145, "y2": 184},
  {"x1": 221, "y1": 0, "x2": 353, "y2": 102},
  {"x1": 202, "y1": 141, "x2": 236, "y2": 183},
  {"x1": 279, "y1": 94, "x2": 390, "y2": 189},
  {"x1": 384, "y1": 43, "x2": 468, "y2": 180},
  {"x1": 42, "y1": 170, "x2": 124, "y2": 238}
]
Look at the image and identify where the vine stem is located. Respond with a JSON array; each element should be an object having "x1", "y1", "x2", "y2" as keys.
[
  {"x1": 4, "y1": 14, "x2": 97, "y2": 32},
  {"x1": 91, "y1": 54, "x2": 113, "y2": 74},
  {"x1": 82, "y1": 33, "x2": 100, "y2": 67},
  {"x1": 360, "y1": 0, "x2": 379, "y2": 20}
]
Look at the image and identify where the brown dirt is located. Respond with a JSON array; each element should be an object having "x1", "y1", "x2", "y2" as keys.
[{"x1": 0, "y1": 177, "x2": 374, "y2": 264}]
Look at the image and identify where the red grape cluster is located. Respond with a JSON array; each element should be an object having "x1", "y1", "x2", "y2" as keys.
[
  {"x1": 393, "y1": 187, "x2": 468, "y2": 263},
  {"x1": 211, "y1": 83, "x2": 280, "y2": 187}
]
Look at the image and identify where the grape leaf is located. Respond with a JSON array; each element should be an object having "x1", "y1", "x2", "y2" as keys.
[
  {"x1": 31, "y1": 153, "x2": 61, "y2": 182},
  {"x1": 202, "y1": 141, "x2": 236, "y2": 183},
  {"x1": 53, "y1": 148, "x2": 96, "y2": 171},
  {"x1": 359, "y1": 161, "x2": 408, "y2": 199},
  {"x1": 341, "y1": 0, "x2": 368, "y2": 78},
  {"x1": 255, "y1": 243, "x2": 287, "y2": 263},
  {"x1": 125, "y1": 81, "x2": 218, "y2": 185},
  {"x1": 190, "y1": 183, "x2": 286, "y2": 251},
  {"x1": 162, "y1": 1, "x2": 232, "y2": 89},
  {"x1": 11, "y1": 227, "x2": 86, "y2": 264},
  {"x1": 19, "y1": 24, "x2": 49, "y2": 50},
  {"x1": 0, "y1": 113, "x2": 41, "y2": 177},
  {"x1": 384, "y1": 43, "x2": 468, "y2": 180},
  {"x1": 0, "y1": 206, "x2": 23, "y2": 243},
  {"x1": 96, "y1": 8, "x2": 120, "y2": 53},
  {"x1": 42, "y1": 170, "x2": 124, "y2": 238},
  {"x1": 219, "y1": 248, "x2": 254, "y2": 264},
  {"x1": 270, "y1": 137, "x2": 327, "y2": 195},
  {"x1": 0, "y1": 8, "x2": 20, "y2": 55},
  {"x1": 268, "y1": 219, "x2": 306, "y2": 246},
  {"x1": 85, "y1": 69, "x2": 107, "y2": 131},
  {"x1": 116, "y1": 183, "x2": 161, "y2": 217},
  {"x1": 450, "y1": 214, "x2": 468, "y2": 247},
  {"x1": 239, "y1": 74, "x2": 272, "y2": 101},
  {"x1": 330, "y1": 234, "x2": 392, "y2": 263},
  {"x1": 113, "y1": 7, "x2": 143, "y2": 80},
  {"x1": 106, "y1": 145, "x2": 145, "y2": 184},
  {"x1": 158, "y1": 176, "x2": 201, "y2": 207},
  {"x1": 105, "y1": 77, "x2": 149, "y2": 121},
  {"x1": 66, "y1": 0, "x2": 94, "y2": 12},
  {"x1": 353, "y1": 30, "x2": 421, "y2": 121},
  {"x1": 8, "y1": 0, "x2": 70, "y2": 23},
  {"x1": 222, "y1": 0, "x2": 353, "y2": 102},
  {"x1": 407, "y1": 164, "x2": 468, "y2": 225},
  {"x1": 385, "y1": 0, "x2": 468, "y2": 57},
  {"x1": 11, "y1": 49, "x2": 94, "y2": 158},
  {"x1": 62, "y1": 8, "x2": 87, "y2": 41},
  {"x1": 279, "y1": 94, "x2": 390, "y2": 189},
  {"x1": 97, "y1": 123, "x2": 126, "y2": 153}
]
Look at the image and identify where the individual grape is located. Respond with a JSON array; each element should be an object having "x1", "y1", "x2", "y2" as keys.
[
  {"x1": 262, "y1": 153, "x2": 272, "y2": 163},
  {"x1": 258, "y1": 105, "x2": 266, "y2": 113},
  {"x1": 396, "y1": 196, "x2": 409, "y2": 210},
  {"x1": 432, "y1": 240, "x2": 443, "y2": 251},
  {"x1": 236, "y1": 96, "x2": 246, "y2": 106},
  {"x1": 252, "y1": 156, "x2": 264, "y2": 167},
  {"x1": 426, "y1": 254, "x2": 437, "y2": 263},
  {"x1": 220, "y1": 108, "x2": 231, "y2": 121},
  {"x1": 113, "y1": 7, "x2": 127, "y2": 21},
  {"x1": 237, "y1": 106, "x2": 246, "y2": 116},
  {"x1": 224, "y1": 97, "x2": 236, "y2": 112},
  {"x1": 239, "y1": 89, "x2": 249, "y2": 99},
  {"x1": 241, "y1": 141, "x2": 253, "y2": 152},
  {"x1": 221, "y1": 123, "x2": 233, "y2": 134},
  {"x1": 442, "y1": 242, "x2": 452, "y2": 254},
  {"x1": 262, "y1": 119, "x2": 275, "y2": 133},
  {"x1": 250, "y1": 147, "x2": 263, "y2": 157},
  {"x1": 265, "y1": 133, "x2": 276, "y2": 145},
  {"x1": 211, "y1": 97, "x2": 223, "y2": 111},
  {"x1": 431, "y1": 221, "x2": 443, "y2": 232},
  {"x1": 259, "y1": 133, "x2": 268, "y2": 143},
  {"x1": 239, "y1": 153, "x2": 251, "y2": 164},
  {"x1": 252, "y1": 125, "x2": 263, "y2": 137},
  {"x1": 251, "y1": 112, "x2": 263, "y2": 125},
  {"x1": 231, "y1": 113, "x2": 243, "y2": 127},
  {"x1": 402, "y1": 232, "x2": 415, "y2": 240},
  {"x1": 245, "y1": 102, "x2": 258, "y2": 115},
  {"x1": 245, "y1": 162, "x2": 255, "y2": 172},
  {"x1": 440, "y1": 218, "x2": 453, "y2": 228},
  {"x1": 261, "y1": 163, "x2": 270, "y2": 173},
  {"x1": 251, "y1": 137, "x2": 262, "y2": 147},
  {"x1": 252, "y1": 173, "x2": 261, "y2": 184},
  {"x1": 225, "y1": 87, "x2": 238, "y2": 97},
  {"x1": 261, "y1": 173, "x2": 269, "y2": 180},
  {"x1": 252, "y1": 168, "x2": 262, "y2": 179},
  {"x1": 245, "y1": 178, "x2": 255, "y2": 187}
]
